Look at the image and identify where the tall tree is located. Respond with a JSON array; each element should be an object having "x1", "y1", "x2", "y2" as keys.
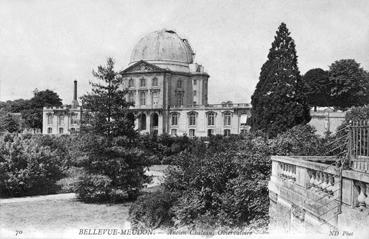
[
  {"x1": 303, "y1": 68, "x2": 330, "y2": 110},
  {"x1": 328, "y1": 59, "x2": 369, "y2": 109},
  {"x1": 250, "y1": 23, "x2": 310, "y2": 137},
  {"x1": 81, "y1": 57, "x2": 135, "y2": 139}
]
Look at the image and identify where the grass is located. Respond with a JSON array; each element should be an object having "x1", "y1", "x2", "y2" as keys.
[{"x1": 0, "y1": 198, "x2": 132, "y2": 233}]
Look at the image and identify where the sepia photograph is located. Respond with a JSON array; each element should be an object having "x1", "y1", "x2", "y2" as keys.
[{"x1": 0, "y1": 0, "x2": 369, "y2": 238}]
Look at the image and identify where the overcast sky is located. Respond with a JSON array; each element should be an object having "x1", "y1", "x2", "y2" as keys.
[{"x1": 1, "y1": 0, "x2": 368, "y2": 104}]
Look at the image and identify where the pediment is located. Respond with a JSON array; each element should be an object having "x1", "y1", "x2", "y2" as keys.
[{"x1": 121, "y1": 60, "x2": 167, "y2": 74}]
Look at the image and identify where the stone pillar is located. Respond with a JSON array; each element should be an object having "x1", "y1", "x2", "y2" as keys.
[
  {"x1": 146, "y1": 112, "x2": 151, "y2": 133},
  {"x1": 158, "y1": 113, "x2": 163, "y2": 134}
]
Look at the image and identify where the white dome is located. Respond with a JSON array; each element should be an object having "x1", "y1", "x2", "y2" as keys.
[{"x1": 129, "y1": 29, "x2": 195, "y2": 72}]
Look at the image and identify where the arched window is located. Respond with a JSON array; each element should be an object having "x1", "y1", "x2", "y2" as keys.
[
  {"x1": 207, "y1": 112, "x2": 215, "y2": 126},
  {"x1": 58, "y1": 115, "x2": 64, "y2": 125},
  {"x1": 152, "y1": 77, "x2": 158, "y2": 86},
  {"x1": 128, "y1": 78, "x2": 134, "y2": 87},
  {"x1": 224, "y1": 112, "x2": 231, "y2": 126},
  {"x1": 128, "y1": 92, "x2": 135, "y2": 103},
  {"x1": 140, "y1": 91, "x2": 146, "y2": 105},
  {"x1": 171, "y1": 113, "x2": 178, "y2": 126},
  {"x1": 59, "y1": 128, "x2": 64, "y2": 134},
  {"x1": 47, "y1": 127, "x2": 52, "y2": 134},
  {"x1": 47, "y1": 114, "x2": 53, "y2": 125},
  {"x1": 140, "y1": 78, "x2": 146, "y2": 87},
  {"x1": 189, "y1": 113, "x2": 196, "y2": 126}
]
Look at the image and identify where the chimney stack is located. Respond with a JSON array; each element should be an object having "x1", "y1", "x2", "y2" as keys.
[{"x1": 72, "y1": 80, "x2": 79, "y2": 108}]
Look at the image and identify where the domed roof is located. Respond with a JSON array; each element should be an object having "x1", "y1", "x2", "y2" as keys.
[{"x1": 129, "y1": 29, "x2": 195, "y2": 71}]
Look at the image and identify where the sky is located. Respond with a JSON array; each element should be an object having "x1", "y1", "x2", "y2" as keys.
[{"x1": 0, "y1": 0, "x2": 369, "y2": 104}]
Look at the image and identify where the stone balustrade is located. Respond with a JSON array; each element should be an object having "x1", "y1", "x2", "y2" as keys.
[
  {"x1": 279, "y1": 162, "x2": 296, "y2": 182},
  {"x1": 307, "y1": 169, "x2": 337, "y2": 196}
]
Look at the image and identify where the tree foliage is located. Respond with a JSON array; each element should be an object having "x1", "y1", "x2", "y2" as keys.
[
  {"x1": 0, "y1": 114, "x2": 20, "y2": 133},
  {"x1": 303, "y1": 68, "x2": 330, "y2": 108},
  {"x1": 328, "y1": 59, "x2": 369, "y2": 109},
  {"x1": 250, "y1": 23, "x2": 310, "y2": 137},
  {"x1": 81, "y1": 58, "x2": 135, "y2": 139}
]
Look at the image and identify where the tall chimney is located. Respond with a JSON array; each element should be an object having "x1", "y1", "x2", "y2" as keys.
[{"x1": 72, "y1": 80, "x2": 79, "y2": 108}]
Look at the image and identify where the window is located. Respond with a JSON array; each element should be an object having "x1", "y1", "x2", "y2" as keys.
[
  {"x1": 47, "y1": 114, "x2": 53, "y2": 125},
  {"x1": 128, "y1": 92, "x2": 135, "y2": 103},
  {"x1": 207, "y1": 112, "x2": 215, "y2": 126},
  {"x1": 70, "y1": 128, "x2": 76, "y2": 134},
  {"x1": 171, "y1": 129, "x2": 177, "y2": 136},
  {"x1": 58, "y1": 115, "x2": 64, "y2": 125},
  {"x1": 140, "y1": 78, "x2": 146, "y2": 87},
  {"x1": 208, "y1": 129, "x2": 214, "y2": 136},
  {"x1": 193, "y1": 79, "x2": 197, "y2": 85},
  {"x1": 240, "y1": 129, "x2": 247, "y2": 135},
  {"x1": 224, "y1": 113, "x2": 231, "y2": 126},
  {"x1": 171, "y1": 113, "x2": 178, "y2": 125},
  {"x1": 189, "y1": 113, "x2": 196, "y2": 126},
  {"x1": 140, "y1": 91, "x2": 146, "y2": 105},
  {"x1": 47, "y1": 127, "x2": 52, "y2": 134},
  {"x1": 128, "y1": 78, "x2": 134, "y2": 87},
  {"x1": 193, "y1": 90, "x2": 197, "y2": 96},
  {"x1": 152, "y1": 92, "x2": 159, "y2": 105},
  {"x1": 177, "y1": 80, "x2": 182, "y2": 88},
  {"x1": 224, "y1": 129, "x2": 231, "y2": 136},
  {"x1": 193, "y1": 101, "x2": 197, "y2": 105},
  {"x1": 189, "y1": 129, "x2": 195, "y2": 137},
  {"x1": 71, "y1": 113, "x2": 78, "y2": 124},
  {"x1": 59, "y1": 128, "x2": 64, "y2": 134},
  {"x1": 176, "y1": 93, "x2": 183, "y2": 106},
  {"x1": 240, "y1": 114, "x2": 248, "y2": 126},
  {"x1": 152, "y1": 77, "x2": 158, "y2": 86}
]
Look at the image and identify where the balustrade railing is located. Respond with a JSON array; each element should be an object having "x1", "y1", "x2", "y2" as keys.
[
  {"x1": 353, "y1": 181, "x2": 369, "y2": 210},
  {"x1": 349, "y1": 120, "x2": 369, "y2": 173},
  {"x1": 279, "y1": 162, "x2": 297, "y2": 182},
  {"x1": 307, "y1": 169, "x2": 338, "y2": 197}
]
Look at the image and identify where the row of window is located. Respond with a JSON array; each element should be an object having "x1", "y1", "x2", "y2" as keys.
[
  {"x1": 128, "y1": 77, "x2": 158, "y2": 88},
  {"x1": 128, "y1": 78, "x2": 198, "y2": 88},
  {"x1": 47, "y1": 127, "x2": 76, "y2": 134},
  {"x1": 128, "y1": 91, "x2": 160, "y2": 105},
  {"x1": 171, "y1": 112, "x2": 233, "y2": 126},
  {"x1": 47, "y1": 114, "x2": 79, "y2": 125},
  {"x1": 170, "y1": 129, "x2": 235, "y2": 137}
]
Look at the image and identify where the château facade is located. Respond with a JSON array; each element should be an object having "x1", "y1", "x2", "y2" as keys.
[
  {"x1": 42, "y1": 29, "x2": 251, "y2": 136},
  {"x1": 119, "y1": 29, "x2": 250, "y2": 137}
]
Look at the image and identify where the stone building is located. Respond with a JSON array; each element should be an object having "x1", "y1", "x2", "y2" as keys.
[
  {"x1": 119, "y1": 29, "x2": 251, "y2": 136},
  {"x1": 42, "y1": 81, "x2": 82, "y2": 134}
]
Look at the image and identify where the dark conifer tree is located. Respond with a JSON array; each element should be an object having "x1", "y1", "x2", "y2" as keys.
[
  {"x1": 250, "y1": 23, "x2": 310, "y2": 137},
  {"x1": 81, "y1": 58, "x2": 136, "y2": 139}
]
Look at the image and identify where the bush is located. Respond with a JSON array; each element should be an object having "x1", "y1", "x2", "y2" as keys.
[
  {"x1": 73, "y1": 134, "x2": 150, "y2": 203},
  {"x1": 75, "y1": 174, "x2": 112, "y2": 202},
  {"x1": 129, "y1": 190, "x2": 176, "y2": 229},
  {"x1": 269, "y1": 124, "x2": 326, "y2": 156},
  {"x1": 0, "y1": 133, "x2": 64, "y2": 197}
]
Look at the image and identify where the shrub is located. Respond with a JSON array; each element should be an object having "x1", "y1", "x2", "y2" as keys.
[
  {"x1": 129, "y1": 190, "x2": 176, "y2": 229},
  {"x1": 269, "y1": 124, "x2": 326, "y2": 156},
  {"x1": 0, "y1": 133, "x2": 64, "y2": 197},
  {"x1": 73, "y1": 134, "x2": 150, "y2": 203},
  {"x1": 75, "y1": 174, "x2": 112, "y2": 202}
]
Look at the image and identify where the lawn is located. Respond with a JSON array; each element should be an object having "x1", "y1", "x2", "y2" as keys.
[
  {"x1": 0, "y1": 197, "x2": 132, "y2": 237},
  {"x1": 0, "y1": 165, "x2": 168, "y2": 238}
]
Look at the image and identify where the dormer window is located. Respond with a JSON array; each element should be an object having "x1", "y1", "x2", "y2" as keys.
[
  {"x1": 152, "y1": 77, "x2": 158, "y2": 86},
  {"x1": 140, "y1": 78, "x2": 146, "y2": 87}
]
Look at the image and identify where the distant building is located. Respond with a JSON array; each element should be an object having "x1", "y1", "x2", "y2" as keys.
[
  {"x1": 42, "y1": 81, "x2": 81, "y2": 135},
  {"x1": 119, "y1": 29, "x2": 251, "y2": 137}
]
